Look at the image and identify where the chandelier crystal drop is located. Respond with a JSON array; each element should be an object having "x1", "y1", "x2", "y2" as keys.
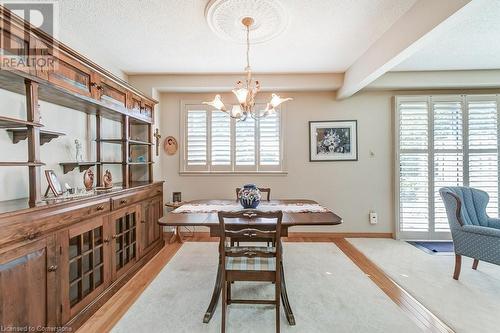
[{"x1": 203, "y1": 17, "x2": 292, "y2": 120}]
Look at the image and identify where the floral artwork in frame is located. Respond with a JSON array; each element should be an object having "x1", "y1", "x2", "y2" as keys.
[{"x1": 309, "y1": 120, "x2": 358, "y2": 161}]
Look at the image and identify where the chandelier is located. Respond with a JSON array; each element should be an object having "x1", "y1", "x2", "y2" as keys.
[{"x1": 203, "y1": 17, "x2": 292, "y2": 120}]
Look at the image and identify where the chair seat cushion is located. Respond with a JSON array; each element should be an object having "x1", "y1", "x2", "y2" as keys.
[{"x1": 226, "y1": 256, "x2": 276, "y2": 271}]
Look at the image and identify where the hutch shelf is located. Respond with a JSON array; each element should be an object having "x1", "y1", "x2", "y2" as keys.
[
  {"x1": 7, "y1": 128, "x2": 66, "y2": 145},
  {"x1": 0, "y1": 115, "x2": 43, "y2": 128},
  {"x1": 0, "y1": 5, "x2": 162, "y2": 332},
  {"x1": 59, "y1": 162, "x2": 101, "y2": 174}
]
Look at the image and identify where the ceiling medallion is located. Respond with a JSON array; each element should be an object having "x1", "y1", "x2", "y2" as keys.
[
  {"x1": 203, "y1": 16, "x2": 292, "y2": 121},
  {"x1": 205, "y1": 0, "x2": 289, "y2": 44}
]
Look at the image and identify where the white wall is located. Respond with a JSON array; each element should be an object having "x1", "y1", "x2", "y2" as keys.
[
  {"x1": 158, "y1": 91, "x2": 394, "y2": 234},
  {"x1": 0, "y1": 89, "x2": 122, "y2": 202}
]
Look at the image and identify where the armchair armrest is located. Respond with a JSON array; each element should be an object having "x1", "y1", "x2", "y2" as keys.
[
  {"x1": 487, "y1": 218, "x2": 500, "y2": 230},
  {"x1": 462, "y1": 225, "x2": 500, "y2": 238}
]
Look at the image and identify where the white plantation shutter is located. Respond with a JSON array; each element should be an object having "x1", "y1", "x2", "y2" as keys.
[
  {"x1": 397, "y1": 95, "x2": 500, "y2": 240},
  {"x1": 186, "y1": 109, "x2": 207, "y2": 168},
  {"x1": 211, "y1": 111, "x2": 231, "y2": 167},
  {"x1": 433, "y1": 99, "x2": 463, "y2": 232},
  {"x1": 181, "y1": 102, "x2": 284, "y2": 173},
  {"x1": 235, "y1": 117, "x2": 256, "y2": 167},
  {"x1": 468, "y1": 97, "x2": 499, "y2": 216},
  {"x1": 259, "y1": 111, "x2": 281, "y2": 168},
  {"x1": 398, "y1": 99, "x2": 429, "y2": 232}
]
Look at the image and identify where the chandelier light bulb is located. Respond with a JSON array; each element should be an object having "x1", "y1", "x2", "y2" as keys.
[
  {"x1": 270, "y1": 93, "x2": 293, "y2": 108},
  {"x1": 231, "y1": 104, "x2": 243, "y2": 118},
  {"x1": 232, "y1": 88, "x2": 249, "y2": 104},
  {"x1": 203, "y1": 94, "x2": 226, "y2": 111}
]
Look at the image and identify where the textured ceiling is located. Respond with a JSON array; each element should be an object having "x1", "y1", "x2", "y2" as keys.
[
  {"x1": 394, "y1": 0, "x2": 500, "y2": 71},
  {"x1": 56, "y1": 0, "x2": 417, "y2": 74}
]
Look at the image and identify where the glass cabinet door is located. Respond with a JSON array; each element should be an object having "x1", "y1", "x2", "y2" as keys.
[
  {"x1": 68, "y1": 225, "x2": 104, "y2": 307},
  {"x1": 62, "y1": 216, "x2": 110, "y2": 322},
  {"x1": 111, "y1": 205, "x2": 140, "y2": 279}
]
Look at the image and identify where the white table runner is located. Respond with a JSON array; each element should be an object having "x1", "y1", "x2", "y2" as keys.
[{"x1": 172, "y1": 203, "x2": 329, "y2": 214}]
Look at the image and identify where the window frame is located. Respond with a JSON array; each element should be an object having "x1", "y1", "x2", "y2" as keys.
[
  {"x1": 395, "y1": 94, "x2": 500, "y2": 240},
  {"x1": 180, "y1": 100, "x2": 287, "y2": 175}
]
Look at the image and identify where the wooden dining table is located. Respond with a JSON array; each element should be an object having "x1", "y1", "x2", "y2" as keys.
[{"x1": 158, "y1": 199, "x2": 342, "y2": 326}]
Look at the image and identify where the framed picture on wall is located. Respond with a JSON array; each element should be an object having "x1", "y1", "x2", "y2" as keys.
[{"x1": 309, "y1": 120, "x2": 358, "y2": 162}]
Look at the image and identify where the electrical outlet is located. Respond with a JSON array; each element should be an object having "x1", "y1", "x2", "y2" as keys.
[{"x1": 369, "y1": 212, "x2": 378, "y2": 225}]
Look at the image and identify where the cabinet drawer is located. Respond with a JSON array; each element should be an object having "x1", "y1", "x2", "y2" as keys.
[
  {"x1": 112, "y1": 186, "x2": 162, "y2": 210},
  {"x1": 81, "y1": 200, "x2": 111, "y2": 216},
  {"x1": 0, "y1": 199, "x2": 111, "y2": 247}
]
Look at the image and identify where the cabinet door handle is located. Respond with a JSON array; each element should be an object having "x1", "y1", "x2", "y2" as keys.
[
  {"x1": 112, "y1": 234, "x2": 118, "y2": 239},
  {"x1": 26, "y1": 232, "x2": 40, "y2": 240},
  {"x1": 96, "y1": 205, "x2": 105, "y2": 211},
  {"x1": 103, "y1": 237, "x2": 110, "y2": 244},
  {"x1": 48, "y1": 265, "x2": 58, "y2": 272},
  {"x1": 141, "y1": 220, "x2": 146, "y2": 224},
  {"x1": 120, "y1": 199, "x2": 127, "y2": 205}
]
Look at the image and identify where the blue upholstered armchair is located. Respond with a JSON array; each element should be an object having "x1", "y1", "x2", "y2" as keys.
[{"x1": 439, "y1": 186, "x2": 500, "y2": 280}]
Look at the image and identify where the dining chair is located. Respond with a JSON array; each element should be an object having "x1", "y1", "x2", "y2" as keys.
[
  {"x1": 440, "y1": 186, "x2": 500, "y2": 280},
  {"x1": 218, "y1": 210, "x2": 283, "y2": 333},
  {"x1": 235, "y1": 187, "x2": 271, "y2": 201}
]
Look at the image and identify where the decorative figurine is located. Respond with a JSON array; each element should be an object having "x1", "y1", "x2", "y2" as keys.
[
  {"x1": 74, "y1": 139, "x2": 83, "y2": 162},
  {"x1": 103, "y1": 169, "x2": 113, "y2": 189},
  {"x1": 83, "y1": 169, "x2": 94, "y2": 191}
]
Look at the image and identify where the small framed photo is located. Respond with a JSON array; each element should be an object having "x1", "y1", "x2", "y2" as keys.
[
  {"x1": 172, "y1": 192, "x2": 182, "y2": 203},
  {"x1": 44, "y1": 170, "x2": 64, "y2": 197},
  {"x1": 309, "y1": 120, "x2": 358, "y2": 162}
]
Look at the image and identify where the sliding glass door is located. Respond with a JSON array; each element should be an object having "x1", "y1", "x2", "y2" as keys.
[{"x1": 396, "y1": 95, "x2": 500, "y2": 240}]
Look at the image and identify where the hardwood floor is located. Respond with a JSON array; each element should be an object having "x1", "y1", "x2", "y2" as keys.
[
  {"x1": 77, "y1": 240, "x2": 182, "y2": 333},
  {"x1": 77, "y1": 234, "x2": 453, "y2": 333}
]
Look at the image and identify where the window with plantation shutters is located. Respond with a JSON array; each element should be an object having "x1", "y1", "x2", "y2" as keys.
[
  {"x1": 211, "y1": 111, "x2": 231, "y2": 167},
  {"x1": 235, "y1": 116, "x2": 256, "y2": 167},
  {"x1": 398, "y1": 99, "x2": 429, "y2": 233},
  {"x1": 468, "y1": 97, "x2": 499, "y2": 217},
  {"x1": 396, "y1": 95, "x2": 500, "y2": 240},
  {"x1": 181, "y1": 102, "x2": 284, "y2": 173},
  {"x1": 259, "y1": 112, "x2": 281, "y2": 168},
  {"x1": 186, "y1": 109, "x2": 207, "y2": 167},
  {"x1": 433, "y1": 99, "x2": 464, "y2": 232}
]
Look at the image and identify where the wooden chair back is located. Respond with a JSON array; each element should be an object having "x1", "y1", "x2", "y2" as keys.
[
  {"x1": 217, "y1": 209, "x2": 283, "y2": 333},
  {"x1": 218, "y1": 210, "x2": 282, "y2": 260},
  {"x1": 235, "y1": 187, "x2": 271, "y2": 201}
]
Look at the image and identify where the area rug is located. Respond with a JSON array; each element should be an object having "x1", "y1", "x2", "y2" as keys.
[
  {"x1": 111, "y1": 243, "x2": 422, "y2": 333},
  {"x1": 348, "y1": 238, "x2": 500, "y2": 333}
]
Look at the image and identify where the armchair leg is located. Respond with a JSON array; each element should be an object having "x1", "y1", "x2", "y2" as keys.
[
  {"x1": 453, "y1": 254, "x2": 462, "y2": 280},
  {"x1": 472, "y1": 259, "x2": 479, "y2": 270}
]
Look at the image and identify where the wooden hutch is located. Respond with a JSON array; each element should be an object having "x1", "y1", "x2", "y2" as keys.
[{"x1": 0, "y1": 6, "x2": 164, "y2": 330}]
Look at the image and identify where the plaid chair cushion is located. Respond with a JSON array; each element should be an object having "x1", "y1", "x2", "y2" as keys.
[{"x1": 226, "y1": 256, "x2": 276, "y2": 271}]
